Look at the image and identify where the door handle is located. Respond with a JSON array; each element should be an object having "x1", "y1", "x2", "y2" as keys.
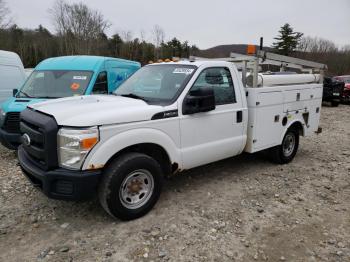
[{"x1": 237, "y1": 111, "x2": 243, "y2": 123}]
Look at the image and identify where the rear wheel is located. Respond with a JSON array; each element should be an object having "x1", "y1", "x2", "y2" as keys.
[
  {"x1": 270, "y1": 128, "x2": 299, "y2": 164},
  {"x1": 98, "y1": 153, "x2": 163, "y2": 220}
]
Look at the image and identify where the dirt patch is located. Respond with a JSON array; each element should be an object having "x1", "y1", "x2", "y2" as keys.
[{"x1": 0, "y1": 105, "x2": 349, "y2": 262}]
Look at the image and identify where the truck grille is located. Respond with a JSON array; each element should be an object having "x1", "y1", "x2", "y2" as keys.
[
  {"x1": 20, "y1": 109, "x2": 58, "y2": 171},
  {"x1": 3, "y1": 112, "x2": 21, "y2": 133}
]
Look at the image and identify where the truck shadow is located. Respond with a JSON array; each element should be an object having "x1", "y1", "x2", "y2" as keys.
[
  {"x1": 51, "y1": 151, "x2": 273, "y2": 222},
  {"x1": 16, "y1": 150, "x2": 277, "y2": 224},
  {"x1": 165, "y1": 151, "x2": 272, "y2": 185}
]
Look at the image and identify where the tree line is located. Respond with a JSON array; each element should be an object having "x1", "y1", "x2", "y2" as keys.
[
  {"x1": 0, "y1": 0, "x2": 199, "y2": 67},
  {"x1": 272, "y1": 23, "x2": 350, "y2": 75},
  {"x1": 0, "y1": 1, "x2": 349, "y2": 75}
]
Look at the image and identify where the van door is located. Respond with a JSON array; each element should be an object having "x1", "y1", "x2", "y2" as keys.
[
  {"x1": 106, "y1": 61, "x2": 134, "y2": 93},
  {"x1": 179, "y1": 67, "x2": 246, "y2": 169},
  {"x1": 91, "y1": 71, "x2": 108, "y2": 95}
]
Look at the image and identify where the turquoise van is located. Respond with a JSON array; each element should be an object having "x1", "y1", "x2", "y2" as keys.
[{"x1": 0, "y1": 56, "x2": 140, "y2": 149}]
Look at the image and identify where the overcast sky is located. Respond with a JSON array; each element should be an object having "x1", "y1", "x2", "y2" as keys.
[{"x1": 6, "y1": 0, "x2": 350, "y2": 49}]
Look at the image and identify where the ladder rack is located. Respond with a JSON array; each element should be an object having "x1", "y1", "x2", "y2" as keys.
[{"x1": 190, "y1": 51, "x2": 327, "y2": 88}]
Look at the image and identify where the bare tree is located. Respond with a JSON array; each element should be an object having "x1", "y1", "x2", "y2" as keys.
[
  {"x1": 296, "y1": 36, "x2": 350, "y2": 75},
  {"x1": 0, "y1": 0, "x2": 12, "y2": 29},
  {"x1": 140, "y1": 29, "x2": 146, "y2": 42},
  {"x1": 152, "y1": 25, "x2": 165, "y2": 59},
  {"x1": 152, "y1": 25, "x2": 165, "y2": 47},
  {"x1": 341, "y1": 45, "x2": 350, "y2": 53},
  {"x1": 49, "y1": 0, "x2": 110, "y2": 54},
  {"x1": 298, "y1": 36, "x2": 337, "y2": 54},
  {"x1": 118, "y1": 30, "x2": 133, "y2": 58},
  {"x1": 120, "y1": 30, "x2": 133, "y2": 42}
]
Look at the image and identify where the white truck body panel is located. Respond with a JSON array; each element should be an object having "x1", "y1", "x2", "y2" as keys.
[
  {"x1": 31, "y1": 95, "x2": 163, "y2": 126},
  {"x1": 84, "y1": 102, "x2": 182, "y2": 170},
  {"x1": 244, "y1": 84, "x2": 322, "y2": 153}
]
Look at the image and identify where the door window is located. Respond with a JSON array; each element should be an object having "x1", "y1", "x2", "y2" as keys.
[
  {"x1": 190, "y1": 67, "x2": 236, "y2": 105},
  {"x1": 92, "y1": 71, "x2": 108, "y2": 94}
]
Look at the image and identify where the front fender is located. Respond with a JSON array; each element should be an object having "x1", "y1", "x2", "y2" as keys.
[{"x1": 82, "y1": 127, "x2": 181, "y2": 170}]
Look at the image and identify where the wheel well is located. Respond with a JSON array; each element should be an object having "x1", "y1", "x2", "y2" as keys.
[
  {"x1": 105, "y1": 143, "x2": 173, "y2": 176},
  {"x1": 289, "y1": 121, "x2": 304, "y2": 136}
]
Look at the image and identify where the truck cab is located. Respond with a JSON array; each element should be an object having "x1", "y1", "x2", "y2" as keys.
[{"x1": 0, "y1": 56, "x2": 140, "y2": 149}]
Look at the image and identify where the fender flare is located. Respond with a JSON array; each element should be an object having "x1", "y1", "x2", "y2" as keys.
[{"x1": 279, "y1": 120, "x2": 305, "y2": 144}]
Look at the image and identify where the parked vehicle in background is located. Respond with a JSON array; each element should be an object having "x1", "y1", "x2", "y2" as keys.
[
  {"x1": 322, "y1": 76, "x2": 344, "y2": 107},
  {"x1": 0, "y1": 56, "x2": 140, "y2": 149},
  {"x1": 334, "y1": 75, "x2": 350, "y2": 103},
  {"x1": 0, "y1": 50, "x2": 26, "y2": 105},
  {"x1": 24, "y1": 68, "x2": 34, "y2": 78},
  {"x1": 18, "y1": 52, "x2": 325, "y2": 220}
]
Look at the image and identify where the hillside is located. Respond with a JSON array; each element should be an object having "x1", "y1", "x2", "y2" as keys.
[{"x1": 197, "y1": 44, "x2": 273, "y2": 58}]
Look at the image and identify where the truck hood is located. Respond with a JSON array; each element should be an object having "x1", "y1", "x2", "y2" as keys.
[{"x1": 29, "y1": 95, "x2": 165, "y2": 126}]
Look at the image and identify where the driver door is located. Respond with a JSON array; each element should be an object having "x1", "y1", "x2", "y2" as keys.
[{"x1": 179, "y1": 67, "x2": 245, "y2": 169}]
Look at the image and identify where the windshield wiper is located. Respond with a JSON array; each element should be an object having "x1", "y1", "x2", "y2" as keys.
[
  {"x1": 18, "y1": 90, "x2": 33, "y2": 98},
  {"x1": 119, "y1": 93, "x2": 148, "y2": 102},
  {"x1": 36, "y1": 96, "x2": 60, "y2": 99}
]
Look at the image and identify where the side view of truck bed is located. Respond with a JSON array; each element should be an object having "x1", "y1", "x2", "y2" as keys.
[{"x1": 245, "y1": 84, "x2": 322, "y2": 152}]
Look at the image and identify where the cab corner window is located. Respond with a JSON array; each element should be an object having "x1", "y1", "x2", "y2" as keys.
[
  {"x1": 191, "y1": 67, "x2": 236, "y2": 105},
  {"x1": 92, "y1": 71, "x2": 108, "y2": 94}
]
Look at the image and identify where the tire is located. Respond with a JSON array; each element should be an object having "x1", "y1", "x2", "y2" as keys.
[
  {"x1": 270, "y1": 128, "x2": 299, "y2": 164},
  {"x1": 98, "y1": 153, "x2": 163, "y2": 220},
  {"x1": 331, "y1": 101, "x2": 339, "y2": 107}
]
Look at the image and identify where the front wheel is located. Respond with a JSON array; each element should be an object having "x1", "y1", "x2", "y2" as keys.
[
  {"x1": 98, "y1": 153, "x2": 163, "y2": 220},
  {"x1": 270, "y1": 128, "x2": 299, "y2": 164}
]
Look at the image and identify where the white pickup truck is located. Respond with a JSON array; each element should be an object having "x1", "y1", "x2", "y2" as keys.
[{"x1": 18, "y1": 60, "x2": 323, "y2": 220}]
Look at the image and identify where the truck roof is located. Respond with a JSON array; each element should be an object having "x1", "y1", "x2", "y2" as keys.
[
  {"x1": 0, "y1": 50, "x2": 25, "y2": 67},
  {"x1": 35, "y1": 56, "x2": 140, "y2": 71},
  {"x1": 149, "y1": 60, "x2": 231, "y2": 67}
]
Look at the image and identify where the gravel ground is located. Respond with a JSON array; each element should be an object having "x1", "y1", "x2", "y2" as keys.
[{"x1": 0, "y1": 105, "x2": 349, "y2": 262}]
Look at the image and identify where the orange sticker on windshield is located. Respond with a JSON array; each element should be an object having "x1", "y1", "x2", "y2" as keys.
[{"x1": 71, "y1": 83, "x2": 80, "y2": 90}]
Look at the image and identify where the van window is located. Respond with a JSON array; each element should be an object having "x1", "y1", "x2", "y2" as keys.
[
  {"x1": 92, "y1": 72, "x2": 108, "y2": 94},
  {"x1": 109, "y1": 67, "x2": 135, "y2": 91},
  {"x1": 0, "y1": 65, "x2": 25, "y2": 103}
]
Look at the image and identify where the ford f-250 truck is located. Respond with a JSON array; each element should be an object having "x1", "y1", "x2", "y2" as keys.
[{"x1": 18, "y1": 59, "x2": 323, "y2": 220}]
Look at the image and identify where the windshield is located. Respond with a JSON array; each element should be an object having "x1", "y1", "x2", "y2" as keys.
[
  {"x1": 335, "y1": 76, "x2": 350, "y2": 83},
  {"x1": 114, "y1": 64, "x2": 197, "y2": 104},
  {"x1": 17, "y1": 70, "x2": 93, "y2": 99},
  {"x1": 342, "y1": 77, "x2": 350, "y2": 84}
]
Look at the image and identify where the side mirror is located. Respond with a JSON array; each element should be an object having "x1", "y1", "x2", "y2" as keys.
[
  {"x1": 183, "y1": 86, "x2": 216, "y2": 115},
  {"x1": 98, "y1": 72, "x2": 107, "y2": 83},
  {"x1": 13, "y1": 89, "x2": 18, "y2": 97}
]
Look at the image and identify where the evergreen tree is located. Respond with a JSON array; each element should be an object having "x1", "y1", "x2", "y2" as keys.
[{"x1": 272, "y1": 23, "x2": 303, "y2": 56}]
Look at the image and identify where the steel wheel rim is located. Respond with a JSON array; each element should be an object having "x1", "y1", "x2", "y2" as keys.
[
  {"x1": 283, "y1": 133, "x2": 295, "y2": 157},
  {"x1": 119, "y1": 169, "x2": 154, "y2": 209}
]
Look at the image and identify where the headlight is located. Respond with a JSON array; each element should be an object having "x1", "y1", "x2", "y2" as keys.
[{"x1": 58, "y1": 127, "x2": 99, "y2": 170}]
